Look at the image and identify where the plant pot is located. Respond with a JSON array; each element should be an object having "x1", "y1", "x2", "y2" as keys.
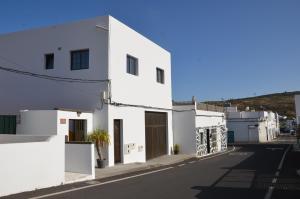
[{"x1": 97, "y1": 159, "x2": 106, "y2": 168}]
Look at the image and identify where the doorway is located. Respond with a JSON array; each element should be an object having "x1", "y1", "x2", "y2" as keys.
[
  {"x1": 68, "y1": 119, "x2": 87, "y2": 141},
  {"x1": 206, "y1": 129, "x2": 211, "y2": 154},
  {"x1": 227, "y1": 131, "x2": 235, "y2": 143},
  {"x1": 114, "y1": 119, "x2": 122, "y2": 164}
]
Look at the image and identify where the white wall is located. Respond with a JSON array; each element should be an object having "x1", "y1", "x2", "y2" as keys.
[
  {"x1": 173, "y1": 110, "x2": 196, "y2": 154},
  {"x1": 195, "y1": 110, "x2": 225, "y2": 128},
  {"x1": 65, "y1": 143, "x2": 95, "y2": 178},
  {"x1": 108, "y1": 16, "x2": 172, "y2": 109},
  {"x1": 227, "y1": 120, "x2": 260, "y2": 142},
  {"x1": 17, "y1": 110, "x2": 57, "y2": 135},
  {"x1": 0, "y1": 16, "x2": 109, "y2": 115},
  {"x1": 0, "y1": 135, "x2": 64, "y2": 197},
  {"x1": 17, "y1": 110, "x2": 93, "y2": 137}
]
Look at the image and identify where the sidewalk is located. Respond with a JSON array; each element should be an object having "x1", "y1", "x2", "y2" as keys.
[
  {"x1": 95, "y1": 147, "x2": 235, "y2": 180},
  {"x1": 95, "y1": 154, "x2": 194, "y2": 179}
]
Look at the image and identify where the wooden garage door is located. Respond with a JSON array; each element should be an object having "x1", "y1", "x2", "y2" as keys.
[{"x1": 145, "y1": 112, "x2": 167, "y2": 160}]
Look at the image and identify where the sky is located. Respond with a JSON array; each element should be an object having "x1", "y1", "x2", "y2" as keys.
[{"x1": 0, "y1": 0, "x2": 300, "y2": 101}]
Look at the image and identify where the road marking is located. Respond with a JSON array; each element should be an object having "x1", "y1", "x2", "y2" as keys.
[
  {"x1": 277, "y1": 145, "x2": 291, "y2": 170},
  {"x1": 266, "y1": 147, "x2": 284, "y2": 151},
  {"x1": 30, "y1": 167, "x2": 174, "y2": 199},
  {"x1": 264, "y1": 145, "x2": 291, "y2": 199},
  {"x1": 189, "y1": 161, "x2": 196, "y2": 164},
  {"x1": 265, "y1": 186, "x2": 274, "y2": 199},
  {"x1": 178, "y1": 163, "x2": 185, "y2": 167}
]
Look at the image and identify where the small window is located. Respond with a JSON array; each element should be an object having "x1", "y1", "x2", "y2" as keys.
[
  {"x1": 127, "y1": 55, "x2": 138, "y2": 75},
  {"x1": 45, "y1": 53, "x2": 54, "y2": 69},
  {"x1": 156, "y1": 68, "x2": 165, "y2": 84},
  {"x1": 71, "y1": 49, "x2": 89, "y2": 70}
]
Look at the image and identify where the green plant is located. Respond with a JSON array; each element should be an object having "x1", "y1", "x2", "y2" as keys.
[
  {"x1": 87, "y1": 129, "x2": 110, "y2": 160},
  {"x1": 174, "y1": 144, "x2": 179, "y2": 155}
]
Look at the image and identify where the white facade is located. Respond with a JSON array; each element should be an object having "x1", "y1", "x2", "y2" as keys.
[
  {"x1": 173, "y1": 102, "x2": 227, "y2": 156},
  {"x1": 295, "y1": 95, "x2": 300, "y2": 125},
  {"x1": 226, "y1": 108, "x2": 280, "y2": 143},
  {"x1": 0, "y1": 16, "x2": 173, "y2": 166}
]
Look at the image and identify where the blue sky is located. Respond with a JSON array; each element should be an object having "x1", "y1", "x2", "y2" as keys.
[{"x1": 1, "y1": 0, "x2": 300, "y2": 101}]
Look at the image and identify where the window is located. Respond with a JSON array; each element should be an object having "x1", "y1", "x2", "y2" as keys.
[
  {"x1": 156, "y1": 68, "x2": 165, "y2": 84},
  {"x1": 127, "y1": 55, "x2": 138, "y2": 75},
  {"x1": 71, "y1": 49, "x2": 89, "y2": 70},
  {"x1": 45, "y1": 53, "x2": 54, "y2": 69}
]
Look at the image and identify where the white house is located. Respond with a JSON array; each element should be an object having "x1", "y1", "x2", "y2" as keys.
[
  {"x1": 226, "y1": 107, "x2": 280, "y2": 143},
  {"x1": 172, "y1": 100, "x2": 227, "y2": 156},
  {"x1": 0, "y1": 16, "x2": 173, "y2": 167},
  {"x1": 295, "y1": 95, "x2": 300, "y2": 125}
]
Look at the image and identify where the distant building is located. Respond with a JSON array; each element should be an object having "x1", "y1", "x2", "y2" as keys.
[
  {"x1": 295, "y1": 95, "x2": 300, "y2": 125},
  {"x1": 226, "y1": 107, "x2": 279, "y2": 143}
]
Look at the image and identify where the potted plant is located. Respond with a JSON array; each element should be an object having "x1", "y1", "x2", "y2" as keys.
[
  {"x1": 88, "y1": 129, "x2": 110, "y2": 168},
  {"x1": 174, "y1": 144, "x2": 179, "y2": 155}
]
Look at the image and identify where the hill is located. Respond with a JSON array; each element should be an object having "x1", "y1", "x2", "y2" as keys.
[{"x1": 205, "y1": 91, "x2": 300, "y2": 119}]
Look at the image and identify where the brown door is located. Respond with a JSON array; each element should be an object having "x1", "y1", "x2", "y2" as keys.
[
  {"x1": 114, "y1": 119, "x2": 122, "y2": 164},
  {"x1": 145, "y1": 112, "x2": 167, "y2": 160}
]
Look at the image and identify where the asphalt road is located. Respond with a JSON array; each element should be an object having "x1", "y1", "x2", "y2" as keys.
[{"x1": 4, "y1": 143, "x2": 300, "y2": 199}]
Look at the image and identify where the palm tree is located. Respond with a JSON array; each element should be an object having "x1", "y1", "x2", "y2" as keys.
[{"x1": 87, "y1": 129, "x2": 110, "y2": 168}]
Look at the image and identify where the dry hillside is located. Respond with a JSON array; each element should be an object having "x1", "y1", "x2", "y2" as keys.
[{"x1": 205, "y1": 91, "x2": 300, "y2": 119}]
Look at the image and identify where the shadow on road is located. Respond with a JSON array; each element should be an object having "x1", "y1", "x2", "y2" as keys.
[{"x1": 191, "y1": 144, "x2": 300, "y2": 199}]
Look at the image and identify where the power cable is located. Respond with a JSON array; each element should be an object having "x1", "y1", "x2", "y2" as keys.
[{"x1": 0, "y1": 65, "x2": 109, "y2": 83}]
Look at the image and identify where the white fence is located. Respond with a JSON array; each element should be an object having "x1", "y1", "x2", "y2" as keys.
[
  {"x1": 0, "y1": 135, "x2": 65, "y2": 197},
  {"x1": 65, "y1": 142, "x2": 95, "y2": 178}
]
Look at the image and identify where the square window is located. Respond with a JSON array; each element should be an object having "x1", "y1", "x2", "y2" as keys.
[
  {"x1": 126, "y1": 55, "x2": 138, "y2": 75},
  {"x1": 45, "y1": 53, "x2": 54, "y2": 69},
  {"x1": 71, "y1": 49, "x2": 89, "y2": 70},
  {"x1": 156, "y1": 68, "x2": 165, "y2": 84}
]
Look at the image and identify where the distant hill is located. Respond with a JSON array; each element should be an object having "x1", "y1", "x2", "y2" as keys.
[{"x1": 205, "y1": 91, "x2": 300, "y2": 119}]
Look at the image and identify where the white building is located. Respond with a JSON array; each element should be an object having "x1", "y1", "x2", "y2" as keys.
[
  {"x1": 173, "y1": 101, "x2": 227, "y2": 156},
  {"x1": 295, "y1": 95, "x2": 300, "y2": 125},
  {"x1": 226, "y1": 107, "x2": 279, "y2": 143},
  {"x1": 0, "y1": 16, "x2": 173, "y2": 166}
]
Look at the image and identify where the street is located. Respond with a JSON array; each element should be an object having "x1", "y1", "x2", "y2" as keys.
[{"x1": 4, "y1": 140, "x2": 300, "y2": 199}]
